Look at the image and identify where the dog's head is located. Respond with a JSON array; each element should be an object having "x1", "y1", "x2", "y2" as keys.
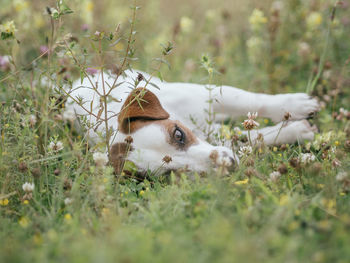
[{"x1": 111, "y1": 88, "x2": 237, "y2": 173}]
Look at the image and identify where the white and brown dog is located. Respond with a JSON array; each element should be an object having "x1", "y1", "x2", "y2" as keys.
[{"x1": 65, "y1": 70, "x2": 319, "y2": 173}]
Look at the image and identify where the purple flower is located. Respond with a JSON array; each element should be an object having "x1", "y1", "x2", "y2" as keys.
[
  {"x1": 81, "y1": 24, "x2": 90, "y2": 31},
  {"x1": 0, "y1": 55, "x2": 11, "y2": 71},
  {"x1": 86, "y1": 67, "x2": 98, "y2": 76},
  {"x1": 39, "y1": 45, "x2": 50, "y2": 56}
]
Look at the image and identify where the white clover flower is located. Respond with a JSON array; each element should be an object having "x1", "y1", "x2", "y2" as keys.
[
  {"x1": 242, "y1": 112, "x2": 260, "y2": 130},
  {"x1": 22, "y1": 182, "x2": 35, "y2": 193},
  {"x1": 298, "y1": 42, "x2": 311, "y2": 57},
  {"x1": 300, "y1": 153, "x2": 316, "y2": 164},
  {"x1": 29, "y1": 114, "x2": 37, "y2": 126},
  {"x1": 48, "y1": 141, "x2": 64, "y2": 152},
  {"x1": 64, "y1": 197, "x2": 73, "y2": 205},
  {"x1": 269, "y1": 171, "x2": 281, "y2": 182},
  {"x1": 62, "y1": 109, "x2": 76, "y2": 122},
  {"x1": 93, "y1": 152, "x2": 108, "y2": 167},
  {"x1": 238, "y1": 145, "x2": 253, "y2": 158}
]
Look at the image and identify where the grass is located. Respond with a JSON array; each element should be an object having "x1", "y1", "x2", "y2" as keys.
[{"x1": 1, "y1": 0, "x2": 350, "y2": 262}]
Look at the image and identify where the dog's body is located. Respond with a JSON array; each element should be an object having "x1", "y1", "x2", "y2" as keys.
[{"x1": 66, "y1": 70, "x2": 319, "y2": 172}]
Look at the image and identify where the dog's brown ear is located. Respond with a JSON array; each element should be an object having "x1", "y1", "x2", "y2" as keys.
[{"x1": 118, "y1": 88, "x2": 170, "y2": 133}]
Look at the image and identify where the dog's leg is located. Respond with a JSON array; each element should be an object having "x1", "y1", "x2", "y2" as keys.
[
  {"x1": 242, "y1": 120, "x2": 317, "y2": 146},
  {"x1": 212, "y1": 86, "x2": 319, "y2": 123}
]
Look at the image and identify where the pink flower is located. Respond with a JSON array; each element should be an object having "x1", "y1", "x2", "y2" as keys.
[
  {"x1": 86, "y1": 67, "x2": 98, "y2": 76},
  {"x1": 0, "y1": 55, "x2": 11, "y2": 71},
  {"x1": 39, "y1": 45, "x2": 50, "y2": 56},
  {"x1": 81, "y1": 24, "x2": 89, "y2": 31}
]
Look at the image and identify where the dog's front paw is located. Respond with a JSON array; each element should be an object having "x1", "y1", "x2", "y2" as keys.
[{"x1": 271, "y1": 93, "x2": 320, "y2": 122}]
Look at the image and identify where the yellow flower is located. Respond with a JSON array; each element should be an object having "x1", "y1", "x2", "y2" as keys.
[
  {"x1": 23, "y1": 200, "x2": 29, "y2": 205},
  {"x1": 307, "y1": 12, "x2": 322, "y2": 30},
  {"x1": 279, "y1": 195, "x2": 289, "y2": 206},
  {"x1": 14, "y1": 0, "x2": 29, "y2": 12},
  {"x1": 180, "y1": 17, "x2": 194, "y2": 34},
  {"x1": 249, "y1": 9, "x2": 267, "y2": 32},
  {"x1": 0, "y1": 198, "x2": 9, "y2": 206},
  {"x1": 139, "y1": 190, "x2": 145, "y2": 196},
  {"x1": 85, "y1": 1, "x2": 94, "y2": 12},
  {"x1": 0, "y1": 21, "x2": 17, "y2": 35},
  {"x1": 273, "y1": 147, "x2": 278, "y2": 152},
  {"x1": 19, "y1": 217, "x2": 29, "y2": 228},
  {"x1": 335, "y1": 141, "x2": 340, "y2": 146},
  {"x1": 234, "y1": 178, "x2": 249, "y2": 185},
  {"x1": 264, "y1": 119, "x2": 269, "y2": 124},
  {"x1": 64, "y1": 213, "x2": 72, "y2": 221}
]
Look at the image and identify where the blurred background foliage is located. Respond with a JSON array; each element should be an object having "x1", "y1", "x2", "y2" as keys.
[{"x1": 0, "y1": 0, "x2": 349, "y2": 98}]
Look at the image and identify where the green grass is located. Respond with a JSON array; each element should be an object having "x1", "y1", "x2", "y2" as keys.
[{"x1": 1, "y1": 0, "x2": 350, "y2": 262}]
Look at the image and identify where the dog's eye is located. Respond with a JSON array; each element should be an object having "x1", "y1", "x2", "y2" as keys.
[{"x1": 174, "y1": 128, "x2": 185, "y2": 144}]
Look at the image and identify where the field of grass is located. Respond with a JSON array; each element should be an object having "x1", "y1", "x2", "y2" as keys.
[{"x1": 1, "y1": 0, "x2": 350, "y2": 262}]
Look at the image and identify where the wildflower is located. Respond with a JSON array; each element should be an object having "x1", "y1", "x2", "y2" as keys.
[
  {"x1": 139, "y1": 190, "x2": 145, "y2": 196},
  {"x1": 0, "y1": 55, "x2": 11, "y2": 71},
  {"x1": 162, "y1": 155, "x2": 172, "y2": 164},
  {"x1": 81, "y1": 24, "x2": 90, "y2": 31},
  {"x1": 48, "y1": 141, "x2": 64, "y2": 152},
  {"x1": 62, "y1": 109, "x2": 76, "y2": 122},
  {"x1": 238, "y1": 145, "x2": 253, "y2": 157},
  {"x1": 242, "y1": 112, "x2": 259, "y2": 130},
  {"x1": 336, "y1": 172, "x2": 347, "y2": 182},
  {"x1": 93, "y1": 152, "x2": 108, "y2": 167},
  {"x1": 249, "y1": 9, "x2": 267, "y2": 32},
  {"x1": 233, "y1": 127, "x2": 242, "y2": 135},
  {"x1": 271, "y1": 1, "x2": 283, "y2": 12},
  {"x1": 23, "y1": 200, "x2": 29, "y2": 205},
  {"x1": 180, "y1": 16, "x2": 194, "y2": 34},
  {"x1": 307, "y1": 12, "x2": 323, "y2": 30},
  {"x1": 64, "y1": 213, "x2": 72, "y2": 221},
  {"x1": 39, "y1": 45, "x2": 49, "y2": 56},
  {"x1": 0, "y1": 199, "x2": 9, "y2": 206},
  {"x1": 22, "y1": 182, "x2": 34, "y2": 193},
  {"x1": 86, "y1": 67, "x2": 98, "y2": 76},
  {"x1": 234, "y1": 178, "x2": 249, "y2": 185},
  {"x1": 269, "y1": 171, "x2": 281, "y2": 182},
  {"x1": 298, "y1": 42, "x2": 311, "y2": 58},
  {"x1": 19, "y1": 217, "x2": 29, "y2": 228},
  {"x1": 300, "y1": 153, "x2": 316, "y2": 164},
  {"x1": 64, "y1": 197, "x2": 73, "y2": 205},
  {"x1": 0, "y1": 21, "x2": 17, "y2": 39},
  {"x1": 29, "y1": 115, "x2": 37, "y2": 126}
]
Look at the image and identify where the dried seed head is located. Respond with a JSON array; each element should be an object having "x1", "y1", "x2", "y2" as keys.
[
  {"x1": 162, "y1": 155, "x2": 172, "y2": 164},
  {"x1": 137, "y1": 73, "x2": 144, "y2": 82},
  {"x1": 283, "y1": 112, "x2": 291, "y2": 121},
  {"x1": 289, "y1": 157, "x2": 300, "y2": 169},
  {"x1": 244, "y1": 167, "x2": 257, "y2": 178},
  {"x1": 277, "y1": 163, "x2": 288, "y2": 174},
  {"x1": 18, "y1": 162, "x2": 28, "y2": 172},
  {"x1": 54, "y1": 169, "x2": 60, "y2": 176},
  {"x1": 31, "y1": 168, "x2": 41, "y2": 178},
  {"x1": 63, "y1": 178, "x2": 72, "y2": 191},
  {"x1": 124, "y1": 136, "x2": 133, "y2": 144}
]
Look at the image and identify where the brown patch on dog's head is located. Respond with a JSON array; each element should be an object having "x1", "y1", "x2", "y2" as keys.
[
  {"x1": 156, "y1": 119, "x2": 199, "y2": 150},
  {"x1": 118, "y1": 88, "x2": 170, "y2": 134},
  {"x1": 109, "y1": 142, "x2": 133, "y2": 174}
]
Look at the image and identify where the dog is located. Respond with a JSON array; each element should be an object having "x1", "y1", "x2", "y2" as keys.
[{"x1": 65, "y1": 70, "x2": 319, "y2": 173}]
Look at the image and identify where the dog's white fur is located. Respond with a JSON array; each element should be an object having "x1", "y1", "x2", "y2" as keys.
[{"x1": 66, "y1": 70, "x2": 319, "y2": 172}]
